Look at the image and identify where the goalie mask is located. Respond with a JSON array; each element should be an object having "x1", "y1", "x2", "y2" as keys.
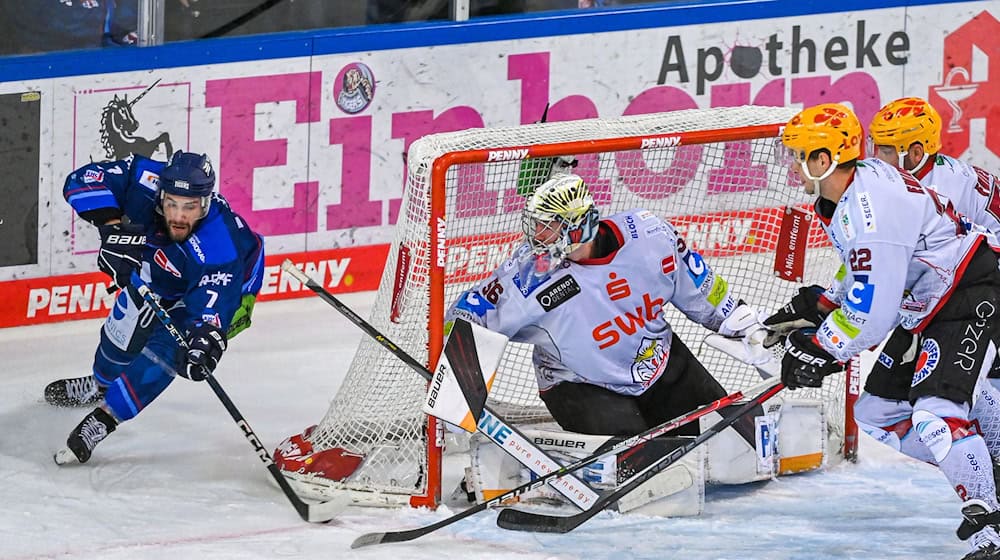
[
  {"x1": 867, "y1": 97, "x2": 942, "y2": 171},
  {"x1": 520, "y1": 173, "x2": 599, "y2": 275}
]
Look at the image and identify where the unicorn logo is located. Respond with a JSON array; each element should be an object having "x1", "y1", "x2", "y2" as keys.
[{"x1": 99, "y1": 79, "x2": 173, "y2": 161}]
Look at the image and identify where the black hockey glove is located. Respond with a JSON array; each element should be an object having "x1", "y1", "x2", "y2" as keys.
[
  {"x1": 97, "y1": 222, "x2": 145, "y2": 291},
  {"x1": 781, "y1": 329, "x2": 843, "y2": 389},
  {"x1": 763, "y1": 285, "x2": 829, "y2": 346},
  {"x1": 181, "y1": 322, "x2": 227, "y2": 381}
]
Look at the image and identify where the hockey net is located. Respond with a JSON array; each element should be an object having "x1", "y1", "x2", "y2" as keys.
[{"x1": 279, "y1": 105, "x2": 860, "y2": 508}]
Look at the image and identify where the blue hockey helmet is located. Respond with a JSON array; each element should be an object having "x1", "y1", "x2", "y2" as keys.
[{"x1": 158, "y1": 151, "x2": 216, "y2": 217}]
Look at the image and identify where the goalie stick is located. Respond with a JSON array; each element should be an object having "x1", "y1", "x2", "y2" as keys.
[
  {"x1": 495, "y1": 380, "x2": 786, "y2": 534},
  {"x1": 135, "y1": 284, "x2": 350, "y2": 523},
  {"x1": 281, "y1": 259, "x2": 601, "y2": 510},
  {"x1": 350, "y1": 376, "x2": 780, "y2": 549}
]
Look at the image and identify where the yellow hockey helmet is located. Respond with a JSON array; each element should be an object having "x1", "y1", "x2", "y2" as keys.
[
  {"x1": 869, "y1": 97, "x2": 942, "y2": 156},
  {"x1": 782, "y1": 103, "x2": 864, "y2": 166}
]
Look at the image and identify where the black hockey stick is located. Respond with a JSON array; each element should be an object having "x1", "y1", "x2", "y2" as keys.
[
  {"x1": 496, "y1": 380, "x2": 786, "y2": 533},
  {"x1": 136, "y1": 284, "x2": 350, "y2": 523},
  {"x1": 281, "y1": 259, "x2": 600, "y2": 510},
  {"x1": 350, "y1": 376, "x2": 780, "y2": 548}
]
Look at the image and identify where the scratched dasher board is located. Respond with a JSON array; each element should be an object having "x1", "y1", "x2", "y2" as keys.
[{"x1": 0, "y1": 91, "x2": 40, "y2": 267}]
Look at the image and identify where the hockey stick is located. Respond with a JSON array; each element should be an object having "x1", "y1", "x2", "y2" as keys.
[
  {"x1": 135, "y1": 284, "x2": 350, "y2": 523},
  {"x1": 350, "y1": 376, "x2": 780, "y2": 548},
  {"x1": 496, "y1": 380, "x2": 786, "y2": 533},
  {"x1": 281, "y1": 259, "x2": 600, "y2": 510}
]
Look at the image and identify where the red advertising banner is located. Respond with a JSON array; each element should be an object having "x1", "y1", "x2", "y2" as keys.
[{"x1": 0, "y1": 244, "x2": 390, "y2": 329}]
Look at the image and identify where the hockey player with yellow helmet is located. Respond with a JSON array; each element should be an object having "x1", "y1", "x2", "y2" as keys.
[{"x1": 768, "y1": 102, "x2": 1000, "y2": 560}]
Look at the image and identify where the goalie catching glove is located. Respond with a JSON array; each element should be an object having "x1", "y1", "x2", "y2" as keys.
[
  {"x1": 763, "y1": 285, "x2": 829, "y2": 346},
  {"x1": 717, "y1": 303, "x2": 769, "y2": 341},
  {"x1": 97, "y1": 222, "x2": 146, "y2": 291},
  {"x1": 781, "y1": 328, "x2": 843, "y2": 389},
  {"x1": 179, "y1": 321, "x2": 227, "y2": 381},
  {"x1": 705, "y1": 303, "x2": 778, "y2": 378}
]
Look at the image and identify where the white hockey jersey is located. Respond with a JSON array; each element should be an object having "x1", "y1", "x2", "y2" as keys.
[
  {"x1": 822, "y1": 156, "x2": 1000, "y2": 309},
  {"x1": 917, "y1": 154, "x2": 1000, "y2": 234},
  {"x1": 811, "y1": 158, "x2": 987, "y2": 363},
  {"x1": 445, "y1": 209, "x2": 740, "y2": 396}
]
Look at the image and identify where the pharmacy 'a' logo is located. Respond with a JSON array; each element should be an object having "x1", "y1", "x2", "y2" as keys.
[{"x1": 930, "y1": 11, "x2": 1000, "y2": 159}]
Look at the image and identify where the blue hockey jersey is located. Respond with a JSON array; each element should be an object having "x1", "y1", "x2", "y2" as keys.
[{"x1": 63, "y1": 154, "x2": 264, "y2": 332}]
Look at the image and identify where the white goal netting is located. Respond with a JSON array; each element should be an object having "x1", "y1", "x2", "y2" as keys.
[{"x1": 282, "y1": 105, "x2": 856, "y2": 506}]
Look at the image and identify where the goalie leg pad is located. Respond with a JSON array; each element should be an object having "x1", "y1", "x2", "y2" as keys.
[
  {"x1": 615, "y1": 444, "x2": 704, "y2": 517},
  {"x1": 467, "y1": 426, "x2": 705, "y2": 516},
  {"x1": 701, "y1": 395, "x2": 826, "y2": 484}
]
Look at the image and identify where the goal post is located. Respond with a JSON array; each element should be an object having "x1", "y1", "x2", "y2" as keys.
[{"x1": 277, "y1": 105, "x2": 860, "y2": 508}]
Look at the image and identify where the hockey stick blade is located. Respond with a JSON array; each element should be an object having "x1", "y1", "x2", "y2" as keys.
[
  {"x1": 349, "y1": 377, "x2": 779, "y2": 548},
  {"x1": 496, "y1": 380, "x2": 786, "y2": 533},
  {"x1": 136, "y1": 284, "x2": 349, "y2": 523},
  {"x1": 282, "y1": 260, "x2": 601, "y2": 511}
]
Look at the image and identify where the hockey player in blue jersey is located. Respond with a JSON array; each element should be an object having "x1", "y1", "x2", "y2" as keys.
[{"x1": 49, "y1": 151, "x2": 265, "y2": 465}]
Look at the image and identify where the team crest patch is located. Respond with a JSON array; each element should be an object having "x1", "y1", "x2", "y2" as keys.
[
  {"x1": 631, "y1": 336, "x2": 668, "y2": 388},
  {"x1": 911, "y1": 338, "x2": 940, "y2": 386}
]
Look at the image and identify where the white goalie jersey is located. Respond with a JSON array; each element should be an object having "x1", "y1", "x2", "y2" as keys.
[{"x1": 445, "y1": 208, "x2": 741, "y2": 396}]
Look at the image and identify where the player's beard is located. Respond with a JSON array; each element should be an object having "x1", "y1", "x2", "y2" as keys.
[{"x1": 167, "y1": 220, "x2": 192, "y2": 242}]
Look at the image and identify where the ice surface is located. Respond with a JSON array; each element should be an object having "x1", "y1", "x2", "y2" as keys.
[{"x1": 0, "y1": 295, "x2": 970, "y2": 559}]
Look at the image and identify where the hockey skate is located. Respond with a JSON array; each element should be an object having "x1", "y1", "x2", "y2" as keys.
[
  {"x1": 44, "y1": 375, "x2": 106, "y2": 407},
  {"x1": 960, "y1": 500, "x2": 1000, "y2": 560},
  {"x1": 54, "y1": 408, "x2": 118, "y2": 465}
]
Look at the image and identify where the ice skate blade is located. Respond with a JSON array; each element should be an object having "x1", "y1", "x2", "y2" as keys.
[{"x1": 53, "y1": 447, "x2": 80, "y2": 466}]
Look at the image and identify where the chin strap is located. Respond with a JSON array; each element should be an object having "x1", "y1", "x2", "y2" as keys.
[{"x1": 798, "y1": 159, "x2": 838, "y2": 199}]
